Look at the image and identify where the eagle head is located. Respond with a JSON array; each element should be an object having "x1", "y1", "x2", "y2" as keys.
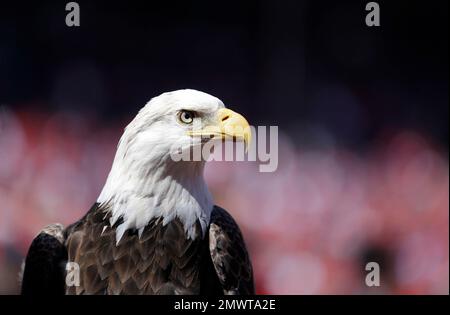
[{"x1": 97, "y1": 89, "x2": 250, "y2": 242}]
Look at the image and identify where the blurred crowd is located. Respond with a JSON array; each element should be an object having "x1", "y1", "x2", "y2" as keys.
[{"x1": 0, "y1": 107, "x2": 448, "y2": 294}]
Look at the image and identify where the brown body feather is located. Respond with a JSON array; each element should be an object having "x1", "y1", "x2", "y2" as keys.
[{"x1": 22, "y1": 203, "x2": 254, "y2": 295}]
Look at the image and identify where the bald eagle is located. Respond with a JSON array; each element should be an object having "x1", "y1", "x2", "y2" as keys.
[{"x1": 21, "y1": 89, "x2": 254, "y2": 295}]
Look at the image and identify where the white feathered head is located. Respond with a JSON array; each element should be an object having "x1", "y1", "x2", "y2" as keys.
[{"x1": 97, "y1": 89, "x2": 251, "y2": 242}]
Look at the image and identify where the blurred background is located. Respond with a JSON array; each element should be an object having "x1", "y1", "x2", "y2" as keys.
[{"x1": 0, "y1": 0, "x2": 448, "y2": 294}]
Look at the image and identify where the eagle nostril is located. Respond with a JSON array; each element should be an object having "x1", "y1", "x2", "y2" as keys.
[{"x1": 221, "y1": 115, "x2": 230, "y2": 122}]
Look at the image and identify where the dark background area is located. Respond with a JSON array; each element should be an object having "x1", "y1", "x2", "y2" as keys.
[{"x1": 0, "y1": 0, "x2": 448, "y2": 149}]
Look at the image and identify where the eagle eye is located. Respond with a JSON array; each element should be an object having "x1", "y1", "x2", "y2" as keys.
[{"x1": 178, "y1": 110, "x2": 196, "y2": 124}]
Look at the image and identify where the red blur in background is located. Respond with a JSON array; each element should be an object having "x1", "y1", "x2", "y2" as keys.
[{"x1": 0, "y1": 108, "x2": 448, "y2": 294}]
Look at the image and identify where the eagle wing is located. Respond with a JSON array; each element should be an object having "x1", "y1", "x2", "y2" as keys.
[
  {"x1": 208, "y1": 206, "x2": 255, "y2": 295},
  {"x1": 21, "y1": 224, "x2": 68, "y2": 295}
]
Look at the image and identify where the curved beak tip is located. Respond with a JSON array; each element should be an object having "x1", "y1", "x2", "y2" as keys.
[{"x1": 187, "y1": 107, "x2": 251, "y2": 152}]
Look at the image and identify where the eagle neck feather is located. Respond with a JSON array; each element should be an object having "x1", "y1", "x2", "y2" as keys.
[{"x1": 97, "y1": 138, "x2": 213, "y2": 244}]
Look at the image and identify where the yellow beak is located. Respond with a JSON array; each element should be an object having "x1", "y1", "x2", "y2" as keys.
[{"x1": 188, "y1": 108, "x2": 251, "y2": 149}]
